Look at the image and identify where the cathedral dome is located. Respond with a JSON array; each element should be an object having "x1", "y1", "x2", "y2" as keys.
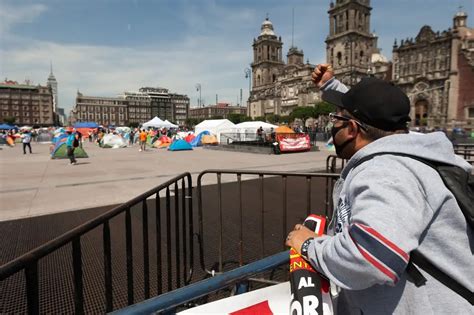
[
  {"x1": 260, "y1": 17, "x2": 275, "y2": 36},
  {"x1": 371, "y1": 51, "x2": 388, "y2": 63}
]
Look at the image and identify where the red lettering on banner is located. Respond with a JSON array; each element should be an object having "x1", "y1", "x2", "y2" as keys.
[{"x1": 230, "y1": 300, "x2": 273, "y2": 315}]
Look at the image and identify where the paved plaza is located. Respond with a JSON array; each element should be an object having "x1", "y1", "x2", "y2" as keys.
[{"x1": 0, "y1": 142, "x2": 334, "y2": 222}]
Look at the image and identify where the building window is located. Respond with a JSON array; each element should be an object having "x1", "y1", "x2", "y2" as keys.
[{"x1": 469, "y1": 107, "x2": 474, "y2": 118}]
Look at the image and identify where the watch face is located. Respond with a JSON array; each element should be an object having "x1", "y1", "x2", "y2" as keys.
[{"x1": 301, "y1": 238, "x2": 312, "y2": 257}]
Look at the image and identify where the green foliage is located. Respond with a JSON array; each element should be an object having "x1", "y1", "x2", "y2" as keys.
[
  {"x1": 253, "y1": 116, "x2": 266, "y2": 122},
  {"x1": 266, "y1": 114, "x2": 281, "y2": 124},
  {"x1": 3, "y1": 116, "x2": 16, "y2": 124},
  {"x1": 313, "y1": 101, "x2": 335, "y2": 116},
  {"x1": 289, "y1": 106, "x2": 315, "y2": 122},
  {"x1": 210, "y1": 115, "x2": 224, "y2": 119},
  {"x1": 227, "y1": 113, "x2": 252, "y2": 124},
  {"x1": 279, "y1": 115, "x2": 290, "y2": 124},
  {"x1": 128, "y1": 122, "x2": 139, "y2": 128},
  {"x1": 184, "y1": 118, "x2": 202, "y2": 128}
]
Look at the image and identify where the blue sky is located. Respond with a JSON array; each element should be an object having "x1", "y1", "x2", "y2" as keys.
[{"x1": 1, "y1": 0, "x2": 473, "y2": 115}]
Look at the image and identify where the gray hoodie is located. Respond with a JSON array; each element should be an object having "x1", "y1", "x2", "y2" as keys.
[{"x1": 304, "y1": 78, "x2": 474, "y2": 314}]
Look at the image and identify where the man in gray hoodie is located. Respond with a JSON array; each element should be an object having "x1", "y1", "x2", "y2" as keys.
[{"x1": 286, "y1": 64, "x2": 473, "y2": 314}]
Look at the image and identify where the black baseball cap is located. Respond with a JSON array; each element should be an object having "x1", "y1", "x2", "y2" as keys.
[{"x1": 322, "y1": 77, "x2": 411, "y2": 131}]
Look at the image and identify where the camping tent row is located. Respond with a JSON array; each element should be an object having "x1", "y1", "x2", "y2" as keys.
[{"x1": 142, "y1": 117, "x2": 178, "y2": 129}]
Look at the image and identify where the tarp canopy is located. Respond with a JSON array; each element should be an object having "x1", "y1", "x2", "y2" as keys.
[
  {"x1": 276, "y1": 125, "x2": 295, "y2": 134},
  {"x1": 101, "y1": 134, "x2": 127, "y2": 149},
  {"x1": 168, "y1": 139, "x2": 193, "y2": 151},
  {"x1": 0, "y1": 124, "x2": 15, "y2": 130},
  {"x1": 163, "y1": 120, "x2": 179, "y2": 128},
  {"x1": 233, "y1": 121, "x2": 277, "y2": 132},
  {"x1": 194, "y1": 119, "x2": 235, "y2": 143},
  {"x1": 74, "y1": 122, "x2": 99, "y2": 128},
  {"x1": 142, "y1": 117, "x2": 165, "y2": 128},
  {"x1": 190, "y1": 130, "x2": 210, "y2": 147},
  {"x1": 184, "y1": 133, "x2": 196, "y2": 143},
  {"x1": 201, "y1": 135, "x2": 218, "y2": 145}
]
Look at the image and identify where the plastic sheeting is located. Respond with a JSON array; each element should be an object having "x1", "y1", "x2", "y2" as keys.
[{"x1": 101, "y1": 134, "x2": 127, "y2": 149}]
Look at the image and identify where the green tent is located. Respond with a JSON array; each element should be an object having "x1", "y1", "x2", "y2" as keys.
[{"x1": 51, "y1": 142, "x2": 88, "y2": 159}]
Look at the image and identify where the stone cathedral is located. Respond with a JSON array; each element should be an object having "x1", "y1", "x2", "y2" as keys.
[
  {"x1": 248, "y1": 18, "x2": 320, "y2": 118},
  {"x1": 248, "y1": 0, "x2": 474, "y2": 128}
]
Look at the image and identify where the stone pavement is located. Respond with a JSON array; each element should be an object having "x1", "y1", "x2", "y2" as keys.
[{"x1": 0, "y1": 141, "x2": 334, "y2": 222}]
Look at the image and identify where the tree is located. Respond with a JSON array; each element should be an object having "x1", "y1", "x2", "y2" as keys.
[
  {"x1": 210, "y1": 115, "x2": 224, "y2": 119},
  {"x1": 279, "y1": 115, "x2": 290, "y2": 124},
  {"x1": 253, "y1": 116, "x2": 266, "y2": 122},
  {"x1": 129, "y1": 122, "x2": 139, "y2": 128},
  {"x1": 3, "y1": 116, "x2": 16, "y2": 124},
  {"x1": 266, "y1": 114, "x2": 281, "y2": 124},
  {"x1": 185, "y1": 118, "x2": 201, "y2": 128},
  {"x1": 289, "y1": 106, "x2": 315, "y2": 124},
  {"x1": 313, "y1": 101, "x2": 335, "y2": 117},
  {"x1": 227, "y1": 113, "x2": 252, "y2": 124}
]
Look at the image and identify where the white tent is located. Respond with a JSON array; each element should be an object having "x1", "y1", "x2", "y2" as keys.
[
  {"x1": 194, "y1": 119, "x2": 235, "y2": 143},
  {"x1": 142, "y1": 117, "x2": 165, "y2": 128},
  {"x1": 224, "y1": 121, "x2": 278, "y2": 142},
  {"x1": 163, "y1": 120, "x2": 179, "y2": 128}
]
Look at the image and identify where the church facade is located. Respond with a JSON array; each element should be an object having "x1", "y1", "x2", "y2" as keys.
[
  {"x1": 248, "y1": 18, "x2": 321, "y2": 118},
  {"x1": 248, "y1": 1, "x2": 473, "y2": 128},
  {"x1": 392, "y1": 10, "x2": 474, "y2": 128}
]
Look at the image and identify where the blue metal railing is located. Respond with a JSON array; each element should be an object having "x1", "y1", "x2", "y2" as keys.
[{"x1": 111, "y1": 250, "x2": 290, "y2": 315}]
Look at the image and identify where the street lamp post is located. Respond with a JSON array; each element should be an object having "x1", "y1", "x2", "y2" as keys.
[
  {"x1": 244, "y1": 68, "x2": 251, "y2": 108},
  {"x1": 195, "y1": 83, "x2": 202, "y2": 108}
]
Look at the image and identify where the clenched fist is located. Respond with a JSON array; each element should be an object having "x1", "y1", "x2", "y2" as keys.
[{"x1": 311, "y1": 64, "x2": 334, "y2": 88}]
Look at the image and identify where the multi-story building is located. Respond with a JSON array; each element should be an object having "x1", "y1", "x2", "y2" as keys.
[
  {"x1": 120, "y1": 91, "x2": 151, "y2": 124},
  {"x1": 189, "y1": 103, "x2": 246, "y2": 120},
  {"x1": 170, "y1": 93, "x2": 190, "y2": 126},
  {"x1": 139, "y1": 87, "x2": 172, "y2": 121},
  {"x1": 56, "y1": 107, "x2": 66, "y2": 126},
  {"x1": 248, "y1": 18, "x2": 321, "y2": 118},
  {"x1": 73, "y1": 91, "x2": 128, "y2": 126},
  {"x1": 70, "y1": 87, "x2": 189, "y2": 126},
  {"x1": 0, "y1": 81, "x2": 54, "y2": 126},
  {"x1": 392, "y1": 9, "x2": 474, "y2": 128},
  {"x1": 137, "y1": 87, "x2": 190, "y2": 126}
]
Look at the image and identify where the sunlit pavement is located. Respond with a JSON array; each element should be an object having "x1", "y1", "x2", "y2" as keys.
[{"x1": 0, "y1": 142, "x2": 334, "y2": 221}]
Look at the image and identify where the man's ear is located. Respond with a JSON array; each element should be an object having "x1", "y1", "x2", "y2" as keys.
[{"x1": 347, "y1": 120, "x2": 360, "y2": 137}]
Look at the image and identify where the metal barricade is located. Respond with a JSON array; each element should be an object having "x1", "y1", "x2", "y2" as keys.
[
  {"x1": 196, "y1": 170, "x2": 339, "y2": 278},
  {"x1": 454, "y1": 143, "x2": 474, "y2": 161},
  {"x1": 0, "y1": 173, "x2": 193, "y2": 314}
]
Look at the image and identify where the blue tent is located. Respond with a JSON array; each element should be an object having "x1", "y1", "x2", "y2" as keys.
[
  {"x1": 0, "y1": 123, "x2": 15, "y2": 130},
  {"x1": 190, "y1": 130, "x2": 210, "y2": 147},
  {"x1": 168, "y1": 139, "x2": 193, "y2": 151},
  {"x1": 74, "y1": 122, "x2": 99, "y2": 128}
]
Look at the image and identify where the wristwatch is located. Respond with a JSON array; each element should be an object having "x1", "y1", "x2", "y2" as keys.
[{"x1": 300, "y1": 238, "x2": 313, "y2": 259}]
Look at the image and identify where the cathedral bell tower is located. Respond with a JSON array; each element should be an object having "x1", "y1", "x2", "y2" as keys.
[
  {"x1": 326, "y1": 0, "x2": 377, "y2": 86},
  {"x1": 251, "y1": 17, "x2": 284, "y2": 90}
]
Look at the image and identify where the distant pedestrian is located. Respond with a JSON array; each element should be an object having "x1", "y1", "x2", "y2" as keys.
[
  {"x1": 129, "y1": 129, "x2": 135, "y2": 146},
  {"x1": 66, "y1": 130, "x2": 77, "y2": 165},
  {"x1": 139, "y1": 129, "x2": 147, "y2": 151},
  {"x1": 257, "y1": 126, "x2": 264, "y2": 142},
  {"x1": 22, "y1": 131, "x2": 32, "y2": 154}
]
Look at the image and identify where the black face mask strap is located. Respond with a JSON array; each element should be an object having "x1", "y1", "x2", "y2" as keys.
[{"x1": 333, "y1": 121, "x2": 359, "y2": 156}]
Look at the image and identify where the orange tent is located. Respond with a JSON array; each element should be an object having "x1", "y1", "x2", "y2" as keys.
[{"x1": 276, "y1": 126, "x2": 295, "y2": 134}]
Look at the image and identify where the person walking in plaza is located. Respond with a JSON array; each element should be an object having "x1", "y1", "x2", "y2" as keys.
[
  {"x1": 139, "y1": 129, "x2": 147, "y2": 152},
  {"x1": 286, "y1": 64, "x2": 473, "y2": 314},
  {"x1": 66, "y1": 130, "x2": 77, "y2": 165},
  {"x1": 21, "y1": 130, "x2": 33, "y2": 154}
]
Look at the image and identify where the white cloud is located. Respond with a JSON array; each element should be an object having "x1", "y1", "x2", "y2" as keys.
[
  {"x1": 1, "y1": 34, "x2": 251, "y2": 112},
  {"x1": 0, "y1": 2, "x2": 47, "y2": 35}
]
